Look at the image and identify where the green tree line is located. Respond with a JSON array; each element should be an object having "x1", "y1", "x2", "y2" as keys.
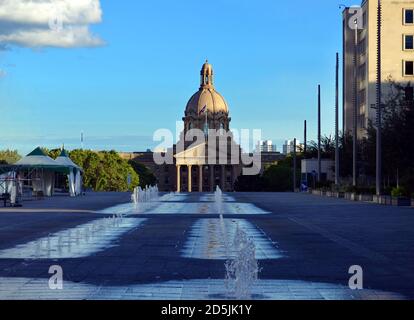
[{"x1": 0, "y1": 148, "x2": 157, "y2": 192}]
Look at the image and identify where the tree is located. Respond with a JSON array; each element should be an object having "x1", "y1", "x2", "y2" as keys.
[
  {"x1": 307, "y1": 135, "x2": 336, "y2": 159},
  {"x1": 45, "y1": 148, "x2": 61, "y2": 160},
  {"x1": 128, "y1": 161, "x2": 157, "y2": 187},
  {"x1": 0, "y1": 150, "x2": 21, "y2": 164},
  {"x1": 360, "y1": 78, "x2": 414, "y2": 195},
  {"x1": 261, "y1": 156, "x2": 301, "y2": 192},
  {"x1": 58, "y1": 149, "x2": 140, "y2": 192}
]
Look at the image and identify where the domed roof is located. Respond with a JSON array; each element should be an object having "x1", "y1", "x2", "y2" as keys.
[
  {"x1": 185, "y1": 60, "x2": 229, "y2": 115},
  {"x1": 186, "y1": 88, "x2": 228, "y2": 115}
]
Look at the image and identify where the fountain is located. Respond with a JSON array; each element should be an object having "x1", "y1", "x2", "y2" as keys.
[
  {"x1": 131, "y1": 185, "x2": 159, "y2": 213},
  {"x1": 213, "y1": 186, "x2": 260, "y2": 299},
  {"x1": 214, "y1": 186, "x2": 223, "y2": 214},
  {"x1": 76, "y1": 230, "x2": 80, "y2": 245},
  {"x1": 58, "y1": 235, "x2": 63, "y2": 255},
  {"x1": 225, "y1": 223, "x2": 260, "y2": 299},
  {"x1": 35, "y1": 240, "x2": 41, "y2": 257}
]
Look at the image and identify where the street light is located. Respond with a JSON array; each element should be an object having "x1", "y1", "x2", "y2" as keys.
[
  {"x1": 317, "y1": 85, "x2": 321, "y2": 183},
  {"x1": 376, "y1": 0, "x2": 382, "y2": 196},
  {"x1": 335, "y1": 53, "x2": 340, "y2": 186},
  {"x1": 353, "y1": 17, "x2": 358, "y2": 187},
  {"x1": 293, "y1": 138, "x2": 297, "y2": 192}
]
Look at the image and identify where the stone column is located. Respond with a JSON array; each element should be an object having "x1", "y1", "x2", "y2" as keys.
[
  {"x1": 188, "y1": 165, "x2": 192, "y2": 193},
  {"x1": 221, "y1": 165, "x2": 226, "y2": 191},
  {"x1": 210, "y1": 165, "x2": 215, "y2": 192},
  {"x1": 198, "y1": 165, "x2": 203, "y2": 192},
  {"x1": 231, "y1": 166, "x2": 238, "y2": 191},
  {"x1": 176, "y1": 165, "x2": 181, "y2": 193}
]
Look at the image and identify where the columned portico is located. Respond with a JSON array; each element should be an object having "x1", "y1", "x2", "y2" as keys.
[
  {"x1": 198, "y1": 165, "x2": 203, "y2": 192},
  {"x1": 188, "y1": 165, "x2": 192, "y2": 192},
  {"x1": 175, "y1": 163, "x2": 237, "y2": 193},
  {"x1": 176, "y1": 165, "x2": 181, "y2": 192}
]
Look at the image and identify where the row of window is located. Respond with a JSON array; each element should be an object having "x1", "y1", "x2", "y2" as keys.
[{"x1": 404, "y1": 9, "x2": 414, "y2": 77}]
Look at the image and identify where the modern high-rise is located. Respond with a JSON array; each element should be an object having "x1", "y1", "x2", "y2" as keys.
[
  {"x1": 283, "y1": 140, "x2": 303, "y2": 155},
  {"x1": 256, "y1": 140, "x2": 277, "y2": 153},
  {"x1": 343, "y1": 0, "x2": 414, "y2": 138}
]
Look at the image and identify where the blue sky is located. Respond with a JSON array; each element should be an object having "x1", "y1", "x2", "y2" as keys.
[{"x1": 0, "y1": 0, "x2": 357, "y2": 155}]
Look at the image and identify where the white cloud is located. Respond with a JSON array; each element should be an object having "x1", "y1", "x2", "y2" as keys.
[
  {"x1": 0, "y1": 69, "x2": 6, "y2": 77},
  {"x1": 0, "y1": 0, "x2": 104, "y2": 48}
]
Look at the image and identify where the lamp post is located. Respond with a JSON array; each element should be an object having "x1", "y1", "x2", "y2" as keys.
[
  {"x1": 376, "y1": 0, "x2": 382, "y2": 196},
  {"x1": 353, "y1": 18, "x2": 358, "y2": 187},
  {"x1": 304, "y1": 120, "x2": 307, "y2": 156},
  {"x1": 335, "y1": 53, "x2": 340, "y2": 186},
  {"x1": 318, "y1": 85, "x2": 321, "y2": 183},
  {"x1": 293, "y1": 138, "x2": 297, "y2": 192}
]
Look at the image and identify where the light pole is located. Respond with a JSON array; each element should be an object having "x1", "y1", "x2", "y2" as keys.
[
  {"x1": 318, "y1": 85, "x2": 321, "y2": 183},
  {"x1": 353, "y1": 17, "x2": 358, "y2": 187},
  {"x1": 376, "y1": 0, "x2": 382, "y2": 196},
  {"x1": 335, "y1": 52, "x2": 340, "y2": 186},
  {"x1": 293, "y1": 138, "x2": 297, "y2": 192},
  {"x1": 304, "y1": 120, "x2": 307, "y2": 156}
]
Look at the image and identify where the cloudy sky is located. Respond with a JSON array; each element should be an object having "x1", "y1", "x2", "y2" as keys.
[{"x1": 0, "y1": 0, "x2": 355, "y2": 155}]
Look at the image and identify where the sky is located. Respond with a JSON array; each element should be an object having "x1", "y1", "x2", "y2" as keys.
[{"x1": 0, "y1": 0, "x2": 359, "y2": 155}]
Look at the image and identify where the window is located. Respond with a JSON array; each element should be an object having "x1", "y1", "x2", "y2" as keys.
[
  {"x1": 405, "y1": 35, "x2": 414, "y2": 50},
  {"x1": 404, "y1": 61, "x2": 414, "y2": 76},
  {"x1": 405, "y1": 9, "x2": 414, "y2": 24}
]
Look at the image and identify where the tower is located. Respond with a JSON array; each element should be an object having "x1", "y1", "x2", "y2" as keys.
[{"x1": 183, "y1": 60, "x2": 231, "y2": 135}]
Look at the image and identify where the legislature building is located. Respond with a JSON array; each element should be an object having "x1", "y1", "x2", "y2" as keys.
[{"x1": 122, "y1": 61, "x2": 244, "y2": 192}]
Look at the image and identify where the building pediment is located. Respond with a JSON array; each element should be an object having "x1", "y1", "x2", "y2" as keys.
[{"x1": 174, "y1": 142, "x2": 206, "y2": 166}]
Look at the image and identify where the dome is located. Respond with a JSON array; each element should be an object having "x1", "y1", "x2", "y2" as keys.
[
  {"x1": 185, "y1": 88, "x2": 229, "y2": 115},
  {"x1": 185, "y1": 60, "x2": 229, "y2": 115}
]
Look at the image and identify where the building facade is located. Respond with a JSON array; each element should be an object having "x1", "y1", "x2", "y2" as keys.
[
  {"x1": 123, "y1": 61, "x2": 244, "y2": 192},
  {"x1": 174, "y1": 60, "x2": 242, "y2": 192},
  {"x1": 256, "y1": 140, "x2": 277, "y2": 153},
  {"x1": 343, "y1": 0, "x2": 414, "y2": 138},
  {"x1": 282, "y1": 140, "x2": 303, "y2": 155}
]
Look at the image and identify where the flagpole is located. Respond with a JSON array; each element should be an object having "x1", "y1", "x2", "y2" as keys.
[{"x1": 205, "y1": 108, "x2": 208, "y2": 137}]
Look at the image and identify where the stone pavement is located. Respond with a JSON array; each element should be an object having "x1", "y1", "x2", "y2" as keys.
[{"x1": 0, "y1": 192, "x2": 413, "y2": 300}]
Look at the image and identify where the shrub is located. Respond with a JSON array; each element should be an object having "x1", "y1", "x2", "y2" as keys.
[{"x1": 391, "y1": 187, "x2": 406, "y2": 198}]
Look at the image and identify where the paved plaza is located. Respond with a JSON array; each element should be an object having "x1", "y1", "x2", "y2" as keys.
[{"x1": 0, "y1": 192, "x2": 413, "y2": 300}]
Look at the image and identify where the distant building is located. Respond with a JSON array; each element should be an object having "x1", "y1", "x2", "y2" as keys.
[
  {"x1": 301, "y1": 159, "x2": 334, "y2": 185},
  {"x1": 256, "y1": 140, "x2": 277, "y2": 153},
  {"x1": 282, "y1": 140, "x2": 303, "y2": 155},
  {"x1": 343, "y1": 0, "x2": 414, "y2": 138}
]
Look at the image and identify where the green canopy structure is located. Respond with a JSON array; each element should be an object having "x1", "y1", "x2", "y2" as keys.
[
  {"x1": 0, "y1": 147, "x2": 83, "y2": 197},
  {"x1": 54, "y1": 149, "x2": 82, "y2": 173},
  {"x1": 15, "y1": 147, "x2": 71, "y2": 174}
]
